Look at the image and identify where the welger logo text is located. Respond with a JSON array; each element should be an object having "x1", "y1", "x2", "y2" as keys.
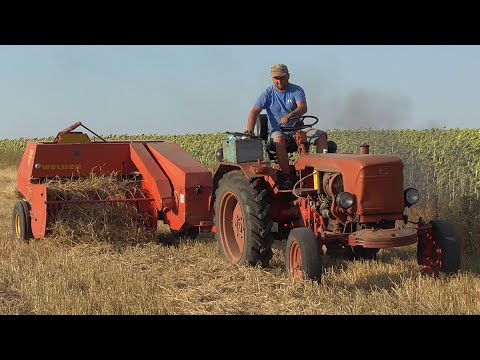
[{"x1": 42, "y1": 164, "x2": 82, "y2": 170}]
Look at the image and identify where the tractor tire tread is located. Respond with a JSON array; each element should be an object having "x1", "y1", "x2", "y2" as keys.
[{"x1": 214, "y1": 170, "x2": 274, "y2": 267}]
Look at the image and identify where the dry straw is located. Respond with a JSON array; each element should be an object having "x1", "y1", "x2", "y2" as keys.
[{"x1": 45, "y1": 172, "x2": 156, "y2": 246}]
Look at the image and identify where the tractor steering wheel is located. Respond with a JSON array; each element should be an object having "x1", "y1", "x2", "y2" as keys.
[{"x1": 279, "y1": 115, "x2": 319, "y2": 132}]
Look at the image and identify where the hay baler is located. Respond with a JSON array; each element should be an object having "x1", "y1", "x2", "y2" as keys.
[{"x1": 13, "y1": 122, "x2": 214, "y2": 241}]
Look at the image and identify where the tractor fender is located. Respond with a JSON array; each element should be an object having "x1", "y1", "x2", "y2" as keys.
[{"x1": 211, "y1": 162, "x2": 275, "y2": 209}]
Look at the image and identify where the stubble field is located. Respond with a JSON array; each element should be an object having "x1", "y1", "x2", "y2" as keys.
[{"x1": 0, "y1": 129, "x2": 479, "y2": 314}]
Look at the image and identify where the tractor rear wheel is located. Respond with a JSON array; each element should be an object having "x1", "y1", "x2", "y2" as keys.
[
  {"x1": 12, "y1": 200, "x2": 33, "y2": 242},
  {"x1": 286, "y1": 228, "x2": 323, "y2": 282},
  {"x1": 214, "y1": 170, "x2": 274, "y2": 267}
]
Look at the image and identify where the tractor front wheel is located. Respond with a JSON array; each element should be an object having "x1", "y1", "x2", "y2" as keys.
[
  {"x1": 286, "y1": 228, "x2": 323, "y2": 282},
  {"x1": 417, "y1": 220, "x2": 461, "y2": 275},
  {"x1": 12, "y1": 200, "x2": 33, "y2": 242},
  {"x1": 214, "y1": 170, "x2": 273, "y2": 267}
]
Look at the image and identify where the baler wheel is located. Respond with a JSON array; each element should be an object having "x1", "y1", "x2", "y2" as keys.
[
  {"x1": 286, "y1": 228, "x2": 323, "y2": 282},
  {"x1": 12, "y1": 200, "x2": 33, "y2": 242},
  {"x1": 214, "y1": 170, "x2": 273, "y2": 267}
]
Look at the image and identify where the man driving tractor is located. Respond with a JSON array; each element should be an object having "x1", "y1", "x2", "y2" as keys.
[{"x1": 245, "y1": 64, "x2": 328, "y2": 189}]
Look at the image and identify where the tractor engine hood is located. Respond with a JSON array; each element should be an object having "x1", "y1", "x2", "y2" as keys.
[{"x1": 295, "y1": 154, "x2": 405, "y2": 216}]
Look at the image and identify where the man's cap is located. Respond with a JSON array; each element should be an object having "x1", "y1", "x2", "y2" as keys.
[{"x1": 271, "y1": 64, "x2": 289, "y2": 77}]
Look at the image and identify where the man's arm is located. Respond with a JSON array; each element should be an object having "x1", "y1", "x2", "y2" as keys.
[
  {"x1": 246, "y1": 105, "x2": 263, "y2": 135},
  {"x1": 281, "y1": 101, "x2": 307, "y2": 124}
]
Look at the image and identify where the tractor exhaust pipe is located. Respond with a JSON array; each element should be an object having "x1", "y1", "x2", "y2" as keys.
[{"x1": 359, "y1": 144, "x2": 370, "y2": 154}]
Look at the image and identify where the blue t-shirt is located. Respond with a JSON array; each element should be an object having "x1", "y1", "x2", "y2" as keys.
[{"x1": 254, "y1": 83, "x2": 307, "y2": 132}]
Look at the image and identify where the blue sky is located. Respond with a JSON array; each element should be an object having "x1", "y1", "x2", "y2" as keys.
[{"x1": 0, "y1": 45, "x2": 479, "y2": 140}]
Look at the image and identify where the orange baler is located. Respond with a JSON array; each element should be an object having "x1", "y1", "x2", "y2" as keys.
[{"x1": 13, "y1": 122, "x2": 214, "y2": 241}]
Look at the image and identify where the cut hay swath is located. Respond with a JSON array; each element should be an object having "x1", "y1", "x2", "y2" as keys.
[{"x1": 44, "y1": 172, "x2": 156, "y2": 246}]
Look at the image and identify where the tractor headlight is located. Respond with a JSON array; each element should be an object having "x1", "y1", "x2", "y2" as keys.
[
  {"x1": 336, "y1": 192, "x2": 354, "y2": 209},
  {"x1": 404, "y1": 187, "x2": 419, "y2": 207},
  {"x1": 215, "y1": 148, "x2": 224, "y2": 162}
]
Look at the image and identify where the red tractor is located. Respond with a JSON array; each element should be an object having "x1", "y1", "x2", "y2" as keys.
[{"x1": 212, "y1": 115, "x2": 461, "y2": 282}]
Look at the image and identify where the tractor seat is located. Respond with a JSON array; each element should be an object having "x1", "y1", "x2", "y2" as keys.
[
  {"x1": 255, "y1": 114, "x2": 337, "y2": 161},
  {"x1": 256, "y1": 114, "x2": 298, "y2": 162},
  {"x1": 264, "y1": 139, "x2": 298, "y2": 162}
]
